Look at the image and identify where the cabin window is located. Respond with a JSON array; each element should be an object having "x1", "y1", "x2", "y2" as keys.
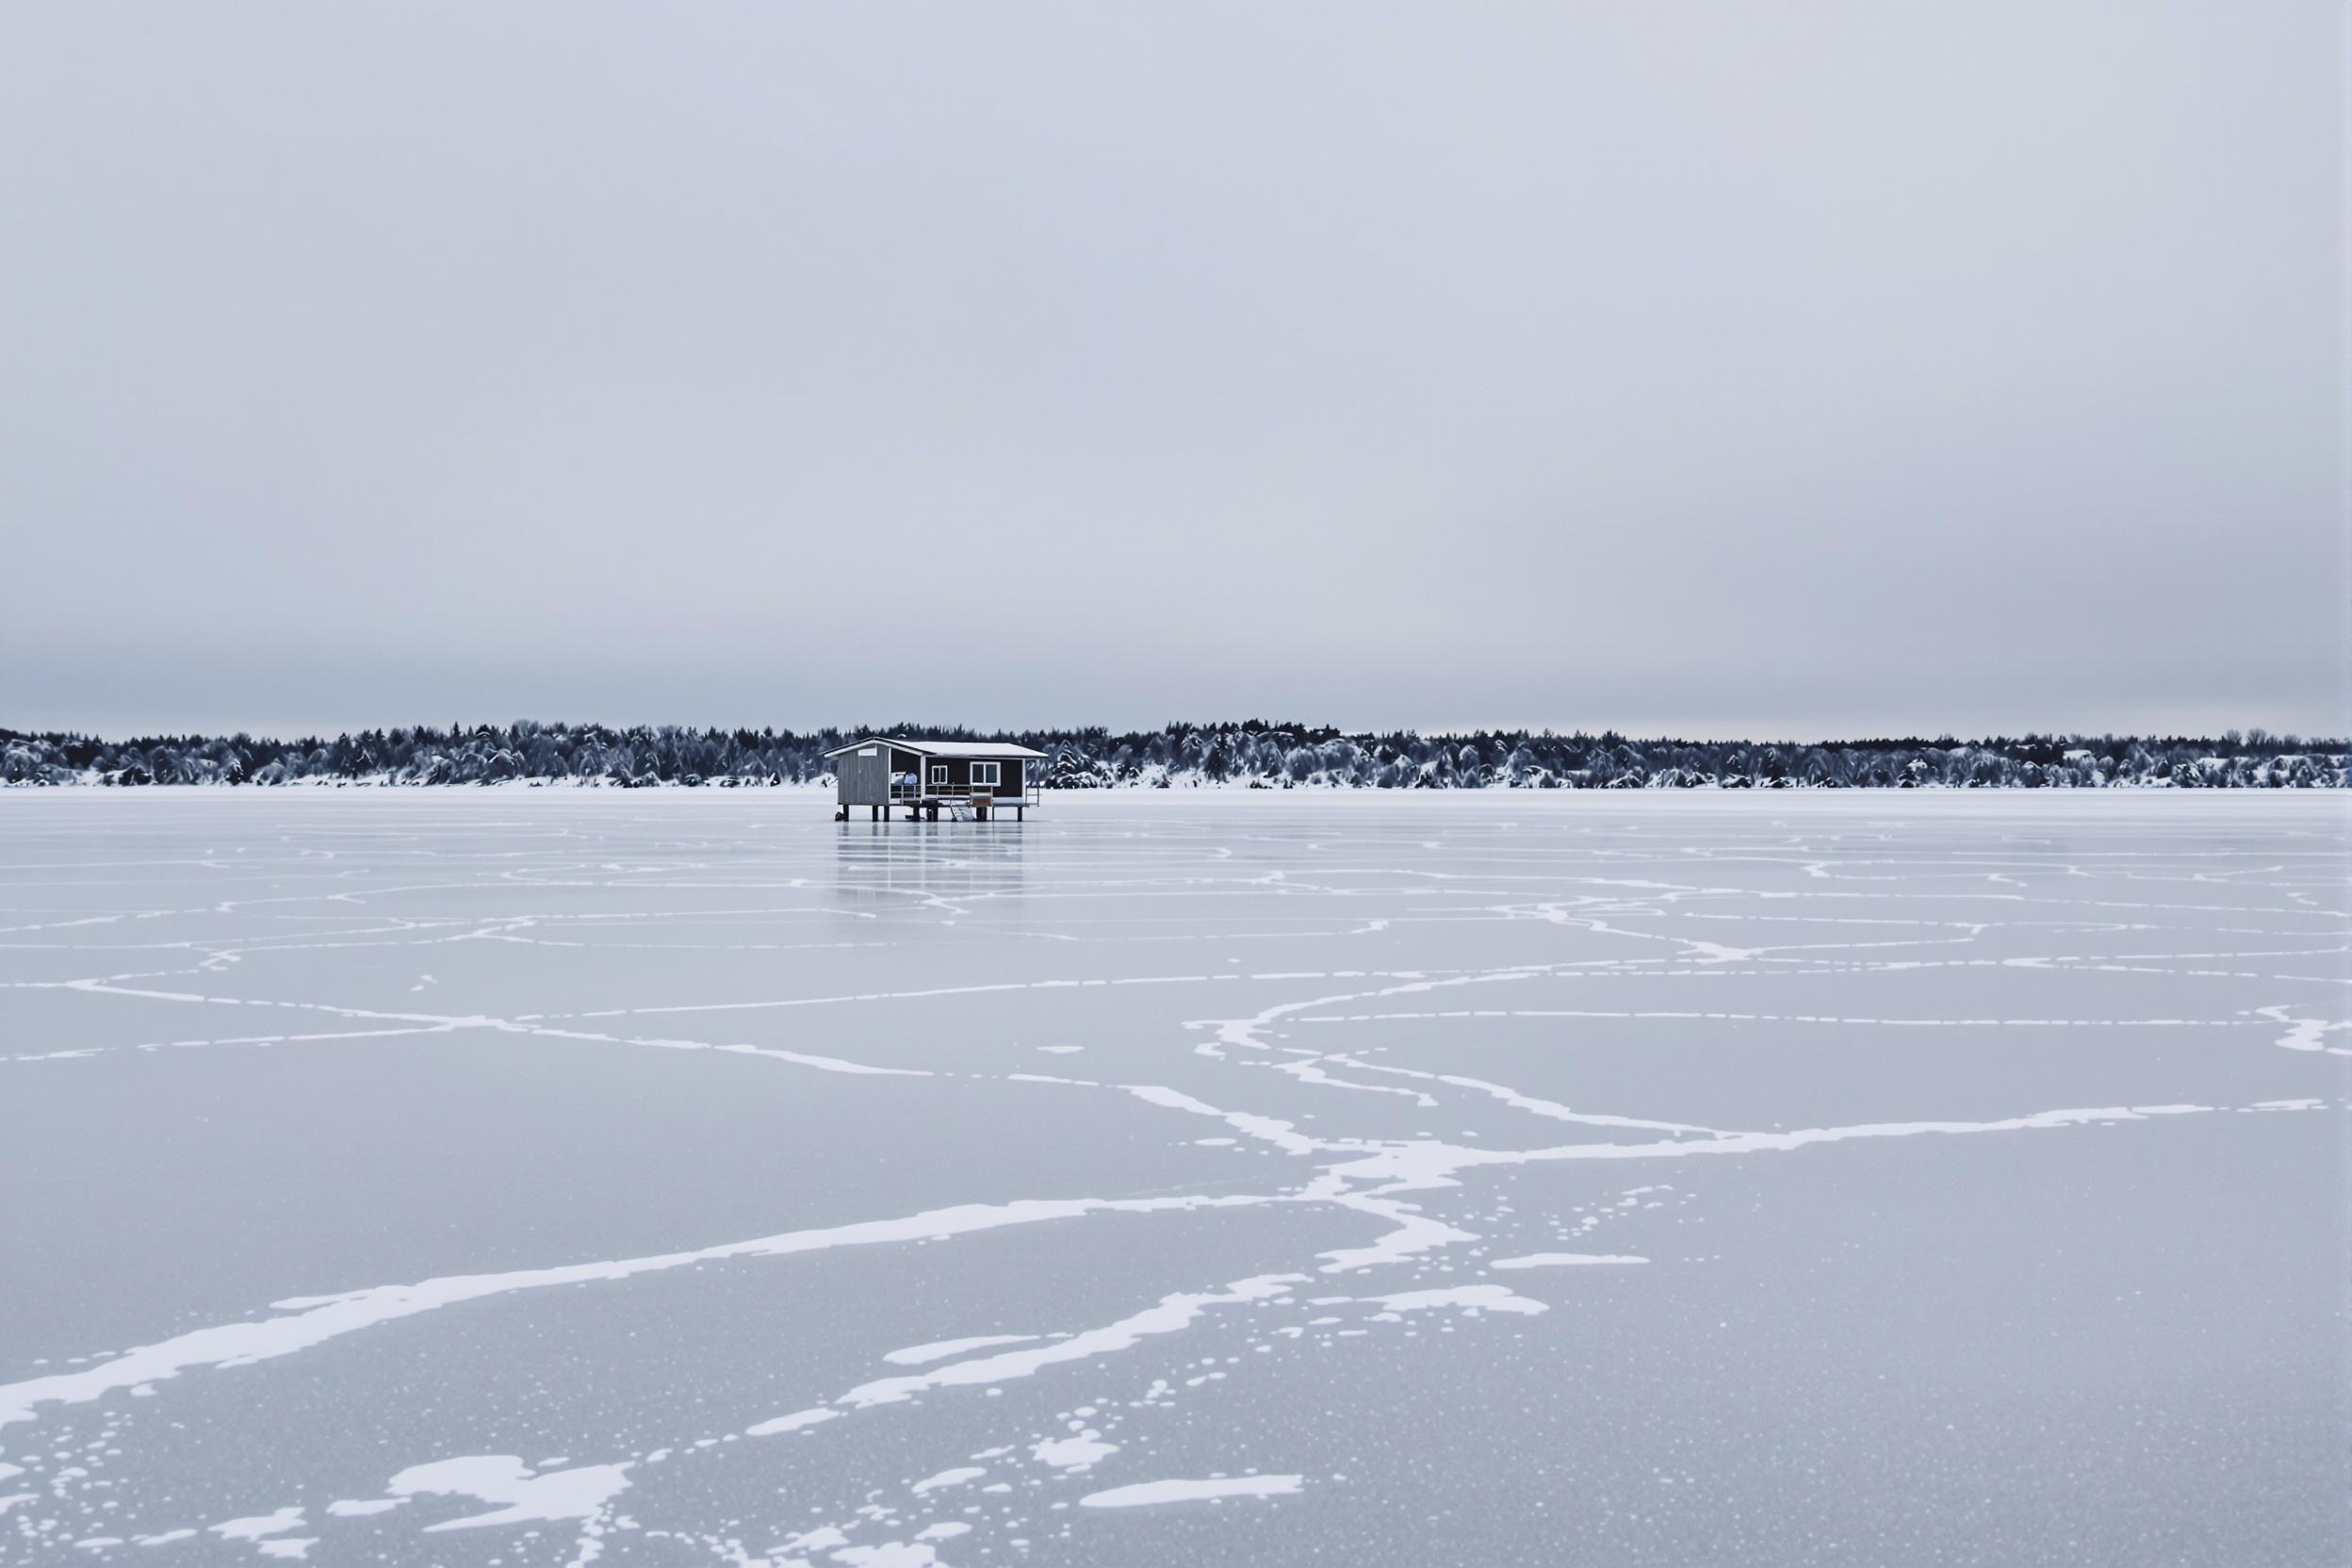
[
  {"x1": 971, "y1": 760, "x2": 1001, "y2": 789},
  {"x1": 929, "y1": 764, "x2": 948, "y2": 786}
]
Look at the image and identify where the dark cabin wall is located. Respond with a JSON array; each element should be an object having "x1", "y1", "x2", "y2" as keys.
[
  {"x1": 952, "y1": 757, "x2": 1023, "y2": 794},
  {"x1": 944, "y1": 757, "x2": 1023, "y2": 794}
]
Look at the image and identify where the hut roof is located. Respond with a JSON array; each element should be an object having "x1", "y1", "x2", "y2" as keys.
[{"x1": 821, "y1": 736, "x2": 1050, "y2": 760}]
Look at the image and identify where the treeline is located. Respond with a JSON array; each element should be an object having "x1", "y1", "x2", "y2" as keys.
[{"x1": 3, "y1": 721, "x2": 2344, "y2": 789}]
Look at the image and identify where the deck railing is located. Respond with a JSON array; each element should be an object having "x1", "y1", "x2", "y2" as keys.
[{"x1": 888, "y1": 778, "x2": 1042, "y2": 807}]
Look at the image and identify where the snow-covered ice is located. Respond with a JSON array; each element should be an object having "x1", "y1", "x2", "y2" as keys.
[{"x1": 0, "y1": 789, "x2": 2344, "y2": 1565}]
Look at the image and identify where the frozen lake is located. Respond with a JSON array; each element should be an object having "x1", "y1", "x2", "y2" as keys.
[{"x1": 2, "y1": 790, "x2": 2345, "y2": 1565}]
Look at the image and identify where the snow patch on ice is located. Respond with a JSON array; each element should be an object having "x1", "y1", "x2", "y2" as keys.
[
  {"x1": 1031, "y1": 1433, "x2": 1119, "y2": 1471},
  {"x1": 210, "y1": 1509, "x2": 303, "y2": 1542},
  {"x1": 832, "y1": 1544, "x2": 944, "y2": 1567},
  {"x1": 324, "y1": 1497, "x2": 406, "y2": 1516},
  {"x1": 1315, "y1": 1191, "x2": 1478, "y2": 1272},
  {"x1": 775, "y1": 1525, "x2": 848, "y2": 1554},
  {"x1": 746, "y1": 1408, "x2": 840, "y2": 1437},
  {"x1": 840, "y1": 1274, "x2": 1303, "y2": 1409},
  {"x1": 2257, "y1": 1005, "x2": 2352, "y2": 1055},
  {"x1": 1373, "y1": 1284, "x2": 1547, "y2": 1315},
  {"x1": 884, "y1": 1334, "x2": 1039, "y2": 1366},
  {"x1": 386, "y1": 1455, "x2": 629, "y2": 1531},
  {"x1": 1080, "y1": 1475, "x2": 1304, "y2": 1508}
]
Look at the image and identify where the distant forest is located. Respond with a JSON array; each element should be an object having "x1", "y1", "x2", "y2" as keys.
[{"x1": 4, "y1": 722, "x2": 2344, "y2": 789}]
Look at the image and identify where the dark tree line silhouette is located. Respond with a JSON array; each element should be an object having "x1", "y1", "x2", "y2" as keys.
[{"x1": 4, "y1": 721, "x2": 2343, "y2": 789}]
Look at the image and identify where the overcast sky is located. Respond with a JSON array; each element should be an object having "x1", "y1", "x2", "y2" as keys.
[{"x1": 2, "y1": 4, "x2": 2342, "y2": 740}]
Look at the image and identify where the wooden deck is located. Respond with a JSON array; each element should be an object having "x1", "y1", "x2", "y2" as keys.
[{"x1": 840, "y1": 786, "x2": 1039, "y2": 822}]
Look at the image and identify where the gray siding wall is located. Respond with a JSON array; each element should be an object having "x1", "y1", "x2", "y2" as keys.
[{"x1": 834, "y1": 745, "x2": 890, "y2": 806}]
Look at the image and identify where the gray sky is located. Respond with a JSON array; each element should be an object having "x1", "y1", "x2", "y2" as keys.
[{"x1": 2, "y1": 4, "x2": 2343, "y2": 740}]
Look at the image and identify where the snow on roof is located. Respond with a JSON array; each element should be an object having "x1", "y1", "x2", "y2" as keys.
[
  {"x1": 821, "y1": 736, "x2": 1050, "y2": 760},
  {"x1": 903, "y1": 739, "x2": 1050, "y2": 759}
]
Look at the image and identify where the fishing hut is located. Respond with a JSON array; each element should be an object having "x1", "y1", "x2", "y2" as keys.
[{"x1": 825, "y1": 736, "x2": 1047, "y2": 822}]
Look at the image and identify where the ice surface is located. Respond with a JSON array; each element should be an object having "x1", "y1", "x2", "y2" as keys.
[{"x1": 0, "y1": 790, "x2": 2344, "y2": 1565}]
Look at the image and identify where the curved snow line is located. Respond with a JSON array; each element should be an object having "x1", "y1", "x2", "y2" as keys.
[
  {"x1": 1187, "y1": 963, "x2": 1559, "y2": 1060},
  {"x1": 1320, "y1": 1101, "x2": 2238, "y2": 1194},
  {"x1": 1119, "y1": 1084, "x2": 1341, "y2": 1156},
  {"x1": 0, "y1": 1023, "x2": 458, "y2": 1067},
  {"x1": 546, "y1": 969, "x2": 1391, "y2": 1024},
  {"x1": 1297, "y1": 1008, "x2": 2251, "y2": 1030},
  {"x1": 35, "y1": 978, "x2": 930, "y2": 1079},
  {"x1": 515, "y1": 1024, "x2": 929, "y2": 1078},
  {"x1": 832, "y1": 1274, "x2": 1302, "y2": 1411},
  {"x1": 1327, "y1": 1054, "x2": 1730, "y2": 1136},
  {"x1": 1256, "y1": 1054, "x2": 1435, "y2": 1103},
  {"x1": 0, "y1": 1192, "x2": 1280, "y2": 1429},
  {"x1": 734, "y1": 1275, "x2": 1305, "y2": 1457},
  {"x1": 1312, "y1": 1189, "x2": 1479, "y2": 1273}
]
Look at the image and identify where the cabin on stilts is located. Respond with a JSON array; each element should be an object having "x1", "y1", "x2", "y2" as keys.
[{"x1": 825, "y1": 736, "x2": 1048, "y2": 822}]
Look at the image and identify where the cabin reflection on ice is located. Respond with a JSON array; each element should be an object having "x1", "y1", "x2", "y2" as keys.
[{"x1": 830, "y1": 819, "x2": 1028, "y2": 916}]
